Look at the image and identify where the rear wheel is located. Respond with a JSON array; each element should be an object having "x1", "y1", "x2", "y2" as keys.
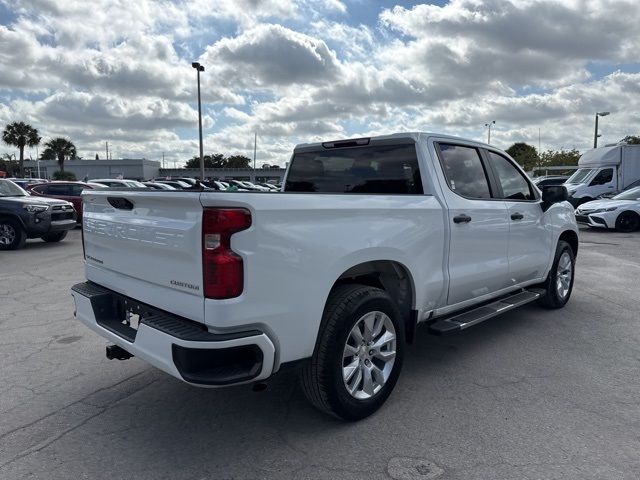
[
  {"x1": 0, "y1": 218, "x2": 26, "y2": 250},
  {"x1": 301, "y1": 284, "x2": 405, "y2": 421},
  {"x1": 615, "y1": 211, "x2": 640, "y2": 233},
  {"x1": 41, "y1": 231, "x2": 68, "y2": 243},
  {"x1": 537, "y1": 240, "x2": 575, "y2": 309}
]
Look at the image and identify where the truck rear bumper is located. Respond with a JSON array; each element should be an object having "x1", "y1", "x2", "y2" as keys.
[{"x1": 71, "y1": 281, "x2": 276, "y2": 387}]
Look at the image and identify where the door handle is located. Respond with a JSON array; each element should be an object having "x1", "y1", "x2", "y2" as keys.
[
  {"x1": 510, "y1": 212, "x2": 524, "y2": 220},
  {"x1": 453, "y1": 214, "x2": 472, "y2": 224}
]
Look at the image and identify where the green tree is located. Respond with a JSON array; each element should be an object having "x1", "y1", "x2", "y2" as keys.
[
  {"x1": 185, "y1": 153, "x2": 225, "y2": 169},
  {"x1": 506, "y1": 142, "x2": 539, "y2": 171},
  {"x1": 225, "y1": 155, "x2": 251, "y2": 168},
  {"x1": 539, "y1": 148, "x2": 581, "y2": 167},
  {"x1": 0, "y1": 153, "x2": 19, "y2": 176},
  {"x1": 41, "y1": 137, "x2": 77, "y2": 172},
  {"x1": 620, "y1": 135, "x2": 640, "y2": 145},
  {"x1": 2, "y1": 122, "x2": 41, "y2": 177}
]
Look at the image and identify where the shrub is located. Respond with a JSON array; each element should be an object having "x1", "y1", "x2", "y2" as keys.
[{"x1": 52, "y1": 171, "x2": 77, "y2": 181}]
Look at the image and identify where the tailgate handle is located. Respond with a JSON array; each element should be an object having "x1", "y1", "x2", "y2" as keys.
[{"x1": 107, "y1": 197, "x2": 134, "y2": 210}]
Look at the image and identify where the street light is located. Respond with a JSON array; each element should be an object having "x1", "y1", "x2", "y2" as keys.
[
  {"x1": 484, "y1": 120, "x2": 496, "y2": 144},
  {"x1": 192, "y1": 61, "x2": 205, "y2": 180},
  {"x1": 593, "y1": 111, "x2": 610, "y2": 148}
]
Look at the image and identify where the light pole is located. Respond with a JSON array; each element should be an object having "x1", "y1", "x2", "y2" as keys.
[
  {"x1": 192, "y1": 61, "x2": 205, "y2": 180},
  {"x1": 593, "y1": 111, "x2": 610, "y2": 148},
  {"x1": 253, "y1": 131, "x2": 257, "y2": 170},
  {"x1": 485, "y1": 120, "x2": 496, "y2": 144}
]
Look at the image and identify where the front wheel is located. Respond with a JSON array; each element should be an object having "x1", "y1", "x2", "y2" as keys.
[
  {"x1": 41, "y1": 231, "x2": 68, "y2": 243},
  {"x1": 615, "y1": 211, "x2": 640, "y2": 233},
  {"x1": 0, "y1": 218, "x2": 26, "y2": 250},
  {"x1": 301, "y1": 284, "x2": 405, "y2": 421},
  {"x1": 537, "y1": 240, "x2": 575, "y2": 308}
]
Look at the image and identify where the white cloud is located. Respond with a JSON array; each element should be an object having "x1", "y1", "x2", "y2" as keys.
[
  {"x1": 201, "y1": 24, "x2": 341, "y2": 88},
  {"x1": 1, "y1": 0, "x2": 640, "y2": 166},
  {"x1": 379, "y1": 0, "x2": 640, "y2": 91}
]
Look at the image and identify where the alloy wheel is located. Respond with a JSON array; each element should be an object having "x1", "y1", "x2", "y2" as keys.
[
  {"x1": 342, "y1": 311, "x2": 397, "y2": 400},
  {"x1": 0, "y1": 223, "x2": 16, "y2": 246},
  {"x1": 556, "y1": 251, "x2": 573, "y2": 300}
]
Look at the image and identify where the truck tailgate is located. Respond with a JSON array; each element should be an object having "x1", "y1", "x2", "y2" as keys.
[{"x1": 82, "y1": 190, "x2": 204, "y2": 321}]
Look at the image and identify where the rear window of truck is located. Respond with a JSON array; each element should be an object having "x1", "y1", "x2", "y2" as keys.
[{"x1": 285, "y1": 144, "x2": 423, "y2": 194}]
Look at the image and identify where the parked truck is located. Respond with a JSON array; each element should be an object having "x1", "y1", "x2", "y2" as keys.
[
  {"x1": 565, "y1": 144, "x2": 640, "y2": 207},
  {"x1": 72, "y1": 133, "x2": 578, "y2": 420}
]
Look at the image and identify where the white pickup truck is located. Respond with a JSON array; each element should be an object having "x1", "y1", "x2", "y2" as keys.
[{"x1": 72, "y1": 132, "x2": 578, "y2": 420}]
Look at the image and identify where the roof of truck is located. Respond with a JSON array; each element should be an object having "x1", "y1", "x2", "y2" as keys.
[{"x1": 294, "y1": 132, "x2": 492, "y2": 151}]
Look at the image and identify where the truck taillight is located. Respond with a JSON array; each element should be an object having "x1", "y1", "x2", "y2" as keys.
[{"x1": 202, "y1": 208, "x2": 251, "y2": 299}]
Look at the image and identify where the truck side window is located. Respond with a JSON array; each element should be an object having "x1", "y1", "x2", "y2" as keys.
[
  {"x1": 590, "y1": 168, "x2": 613, "y2": 186},
  {"x1": 487, "y1": 151, "x2": 535, "y2": 201},
  {"x1": 438, "y1": 144, "x2": 491, "y2": 199}
]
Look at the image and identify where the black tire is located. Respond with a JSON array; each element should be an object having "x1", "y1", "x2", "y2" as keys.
[
  {"x1": 0, "y1": 218, "x2": 26, "y2": 250},
  {"x1": 301, "y1": 284, "x2": 405, "y2": 421},
  {"x1": 537, "y1": 240, "x2": 575, "y2": 309},
  {"x1": 615, "y1": 211, "x2": 640, "y2": 233},
  {"x1": 41, "y1": 231, "x2": 68, "y2": 243}
]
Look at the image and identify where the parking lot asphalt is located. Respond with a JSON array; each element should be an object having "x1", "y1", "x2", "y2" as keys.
[{"x1": 1, "y1": 227, "x2": 639, "y2": 480}]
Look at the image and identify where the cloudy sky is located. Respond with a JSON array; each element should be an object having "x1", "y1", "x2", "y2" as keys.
[{"x1": 1, "y1": 0, "x2": 639, "y2": 167}]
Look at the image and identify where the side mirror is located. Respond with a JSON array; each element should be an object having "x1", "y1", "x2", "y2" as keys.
[{"x1": 541, "y1": 185, "x2": 568, "y2": 211}]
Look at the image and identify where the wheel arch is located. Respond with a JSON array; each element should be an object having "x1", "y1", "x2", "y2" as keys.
[
  {"x1": 0, "y1": 213, "x2": 26, "y2": 229},
  {"x1": 559, "y1": 229, "x2": 579, "y2": 257},
  {"x1": 329, "y1": 259, "x2": 417, "y2": 343}
]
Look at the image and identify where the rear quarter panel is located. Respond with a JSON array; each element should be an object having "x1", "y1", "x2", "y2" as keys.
[{"x1": 200, "y1": 192, "x2": 445, "y2": 364}]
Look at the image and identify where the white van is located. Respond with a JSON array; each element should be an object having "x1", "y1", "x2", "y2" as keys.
[{"x1": 565, "y1": 144, "x2": 640, "y2": 207}]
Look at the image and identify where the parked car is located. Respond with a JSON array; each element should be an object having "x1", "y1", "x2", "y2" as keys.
[
  {"x1": 143, "y1": 182, "x2": 176, "y2": 190},
  {"x1": 228, "y1": 180, "x2": 266, "y2": 191},
  {"x1": 575, "y1": 186, "x2": 640, "y2": 232},
  {"x1": 0, "y1": 179, "x2": 76, "y2": 250},
  {"x1": 28, "y1": 181, "x2": 104, "y2": 221},
  {"x1": 243, "y1": 181, "x2": 271, "y2": 191},
  {"x1": 72, "y1": 132, "x2": 578, "y2": 420},
  {"x1": 91, "y1": 179, "x2": 147, "y2": 188},
  {"x1": 533, "y1": 176, "x2": 569, "y2": 187},
  {"x1": 6, "y1": 178, "x2": 48, "y2": 189},
  {"x1": 154, "y1": 180, "x2": 191, "y2": 189},
  {"x1": 565, "y1": 144, "x2": 640, "y2": 207},
  {"x1": 176, "y1": 178, "x2": 203, "y2": 187},
  {"x1": 256, "y1": 182, "x2": 280, "y2": 191}
]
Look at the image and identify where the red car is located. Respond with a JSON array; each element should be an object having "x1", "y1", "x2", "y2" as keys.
[{"x1": 28, "y1": 181, "x2": 103, "y2": 222}]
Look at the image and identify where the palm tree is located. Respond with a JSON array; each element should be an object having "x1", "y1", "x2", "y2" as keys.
[
  {"x1": 41, "y1": 137, "x2": 77, "y2": 173},
  {"x1": 2, "y1": 122, "x2": 41, "y2": 177}
]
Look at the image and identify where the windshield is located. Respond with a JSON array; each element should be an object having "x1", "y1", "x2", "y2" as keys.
[
  {"x1": 566, "y1": 168, "x2": 594, "y2": 184},
  {"x1": 613, "y1": 186, "x2": 640, "y2": 201},
  {"x1": 0, "y1": 179, "x2": 28, "y2": 197}
]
